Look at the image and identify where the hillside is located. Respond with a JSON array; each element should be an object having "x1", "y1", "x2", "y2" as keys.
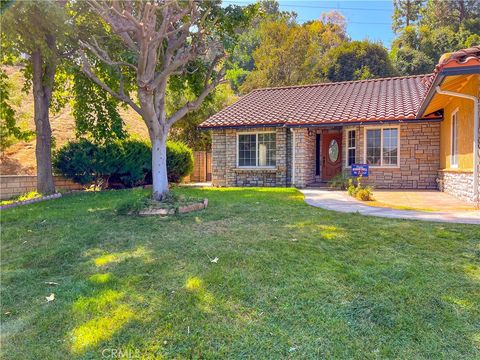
[{"x1": 1, "y1": 66, "x2": 149, "y2": 175}]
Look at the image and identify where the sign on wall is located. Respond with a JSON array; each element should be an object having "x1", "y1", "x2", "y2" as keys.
[{"x1": 351, "y1": 164, "x2": 369, "y2": 177}]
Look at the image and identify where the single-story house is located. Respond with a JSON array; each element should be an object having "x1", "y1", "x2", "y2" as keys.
[{"x1": 200, "y1": 46, "x2": 480, "y2": 205}]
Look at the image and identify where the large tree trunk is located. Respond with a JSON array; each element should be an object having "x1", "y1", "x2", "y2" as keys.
[
  {"x1": 151, "y1": 134, "x2": 169, "y2": 201},
  {"x1": 32, "y1": 49, "x2": 56, "y2": 195}
]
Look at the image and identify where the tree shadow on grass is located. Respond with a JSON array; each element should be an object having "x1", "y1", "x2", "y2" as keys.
[{"x1": 1, "y1": 187, "x2": 480, "y2": 358}]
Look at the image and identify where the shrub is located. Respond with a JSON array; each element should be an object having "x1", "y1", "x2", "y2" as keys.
[
  {"x1": 347, "y1": 175, "x2": 374, "y2": 201},
  {"x1": 53, "y1": 139, "x2": 193, "y2": 188},
  {"x1": 167, "y1": 141, "x2": 193, "y2": 183},
  {"x1": 355, "y1": 188, "x2": 374, "y2": 201}
]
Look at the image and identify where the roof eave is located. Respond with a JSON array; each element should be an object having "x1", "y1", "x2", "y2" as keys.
[
  {"x1": 199, "y1": 117, "x2": 443, "y2": 130},
  {"x1": 417, "y1": 65, "x2": 480, "y2": 118},
  {"x1": 198, "y1": 122, "x2": 286, "y2": 130}
]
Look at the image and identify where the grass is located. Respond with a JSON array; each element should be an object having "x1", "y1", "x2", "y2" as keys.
[
  {"x1": 0, "y1": 191, "x2": 41, "y2": 206},
  {"x1": 1, "y1": 187, "x2": 479, "y2": 359}
]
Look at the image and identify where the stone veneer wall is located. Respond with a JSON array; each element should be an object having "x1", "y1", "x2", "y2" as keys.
[
  {"x1": 212, "y1": 122, "x2": 442, "y2": 189},
  {"x1": 437, "y1": 102, "x2": 479, "y2": 205},
  {"x1": 292, "y1": 128, "x2": 316, "y2": 188},
  {"x1": 437, "y1": 171, "x2": 477, "y2": 204},
  {"x1": 211, "y1": 127, "x2": 291, "y2": 187},
  {"x1": 342, "y1": 122, "x2": 441, "y2": 189}
]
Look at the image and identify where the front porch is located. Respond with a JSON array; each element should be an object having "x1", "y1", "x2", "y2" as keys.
[
  {"x1": 365, "y1": 189, "x2": 476, "y2": 211},
  {"x1": 291, "y1": 121, "x2": 441, "y2": 191}
]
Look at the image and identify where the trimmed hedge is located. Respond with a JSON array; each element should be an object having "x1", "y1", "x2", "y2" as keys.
[{"x1": 53, "y1": 139, "x2": 193, "y2": 188}]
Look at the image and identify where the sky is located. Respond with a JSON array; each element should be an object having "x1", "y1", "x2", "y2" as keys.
[{"x1": 224, "y1": 0, "x2": 395, "y2": 48}]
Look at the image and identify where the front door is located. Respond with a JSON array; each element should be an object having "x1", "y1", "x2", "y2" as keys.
[{"x1": 321, "y1": 132, "x2": 342, "y2": 181}]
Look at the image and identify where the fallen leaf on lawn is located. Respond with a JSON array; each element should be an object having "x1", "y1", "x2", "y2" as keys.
[
  {"x1": 289, "y1": 347, "x2": 297, "y2": 352},
  {"x1": 46, "y1": 293, "x2": 55, "y2": 302},
  {"x1": 290, "y1": 238, "x2": 298, "y2": 242},
  {"x1": 45, "y1": 281, "x2": 59, "y2": 286},
  {"x1": 210, "y1": 257, "x2": 219, "y2": 263},
  {"x1": 4, "y1": 311, "x2": 11, "y2": 315}
]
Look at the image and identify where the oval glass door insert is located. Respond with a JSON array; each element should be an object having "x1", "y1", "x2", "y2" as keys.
[{"x1": 328, "y1": 139, "x2": 339, "y2": 162}]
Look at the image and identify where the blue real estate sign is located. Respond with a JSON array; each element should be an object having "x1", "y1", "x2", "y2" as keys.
[{"x1": 351, "y1": 164, "x2": 369, "y2": 177}]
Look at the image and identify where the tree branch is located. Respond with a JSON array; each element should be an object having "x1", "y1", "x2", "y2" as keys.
[
  {"x1": 79, "y1": 39, "x2": 137, "y2": 70},
  {"x1": 87, "y1": 0, "x2": 139, "y2": 51},
  {"x1": 79, "y1": 50, "x2": 142, "y2": 116},
  {"x1": 166, "y1": 66, "x2": 226, "y2": 127}
]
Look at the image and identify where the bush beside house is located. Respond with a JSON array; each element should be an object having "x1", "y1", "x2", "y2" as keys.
[{"x1": 53, "y1": 139, "x2": 193, "y2": 188}]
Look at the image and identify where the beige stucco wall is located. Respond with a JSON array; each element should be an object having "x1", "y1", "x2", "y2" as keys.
[{"x1": 440, "y1": 75, "x2": 479, "y2": 171}]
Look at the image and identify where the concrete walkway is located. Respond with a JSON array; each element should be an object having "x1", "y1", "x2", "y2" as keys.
[{"x1": 301, "y1": 189, "x2": 480, "y2": 225}]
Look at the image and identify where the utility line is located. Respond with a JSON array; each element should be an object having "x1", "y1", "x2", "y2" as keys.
[{"x1": 222, "y1": 0, "x2": 392, "y2": 12}]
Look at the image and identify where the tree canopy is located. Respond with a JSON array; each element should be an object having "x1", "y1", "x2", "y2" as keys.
[{"x1": 391, "y1": 0, "x2": 480, "y2": 75}]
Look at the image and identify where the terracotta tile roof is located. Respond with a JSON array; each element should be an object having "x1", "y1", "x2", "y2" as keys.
[
  {"x1": 421, "y1": 45, "x2": 480, "y2": 97},
  {"x1": 200, "y1": 74, "x2": 435, "y2": 128}
]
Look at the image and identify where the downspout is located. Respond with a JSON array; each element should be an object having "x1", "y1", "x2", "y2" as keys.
[
  {"x1": 290, "y1": 128, "x2": 296, "y2": 187},
  {"x1": 435, "y1": 86, "x2": 479, "y2": 206}
]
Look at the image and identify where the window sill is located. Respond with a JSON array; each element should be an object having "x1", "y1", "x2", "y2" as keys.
[
  {"x1": 439, "y1": 168, "x2": 473, "y2": 173},
  {"x1": 233, "y1": 167, "x2": 277, "y2": 173},
  {"x1": 367, "y1": 165, "x2": 400, "y2": 169}
]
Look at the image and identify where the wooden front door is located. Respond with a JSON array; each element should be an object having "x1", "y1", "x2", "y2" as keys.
[{"x1": 321, "y1": 132, "x2": 342, "y2": 181}]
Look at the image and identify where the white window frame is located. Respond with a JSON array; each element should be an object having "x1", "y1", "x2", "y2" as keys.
[
  {"x1": 345, "y1": 129, "x2": 356, "y2": 168},
  {"x1": 363, "y1": 126, "x2": 400, "y2": 168},
  {"x1": 236, "y1": 131, "x2": 276, "y2": 168},
  {"x1": 451, "y1": 109, "x2": 459, "y2": 168}
]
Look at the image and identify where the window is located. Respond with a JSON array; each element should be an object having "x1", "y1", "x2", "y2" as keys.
[
  {"x1": 346, "y1": 130, "x2": 356, "y2": 166},
  {"x1": 451, "y1": 111, "x2": 459, "y2": 167},
  {"x1": 382, "y1": 128, "x2": 398, "y2": 165},
  {"x1": 365, "y1": 127, "x2": 399, "y2": 167},
  {"x1": 238, "y1": 132, "x2": 276, "y2": 167},
  {"x1": 328, "y1": 139, "x2": 339, "y2": 162},
  {"x1": 366, "y1": 129, "x2": 381, "y2": 165}
]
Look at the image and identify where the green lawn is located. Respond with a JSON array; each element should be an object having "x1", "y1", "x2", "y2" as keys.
[{"x1": 1, "y1": 187, "x2": 479, "y2": 359}]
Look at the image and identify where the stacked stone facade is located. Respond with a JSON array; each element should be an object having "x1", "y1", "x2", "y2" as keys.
[
  {"x1": 212, "y1": 127, "x2": 291, "y2": 187},
  {"x1": 343, "y1": 122, "x2": 441, "y2": 189},
  {"x1": 437, "y1": 171, "x2": 476, "y2": 204},
  {"x1": 212, "y1": 121, "x2": 442, "y2": 190},
  {"x1": 291, "y1": 128, "x2": 316, "y2": 188}
]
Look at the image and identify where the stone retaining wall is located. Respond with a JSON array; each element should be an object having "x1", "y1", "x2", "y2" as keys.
[{"x1": 0, "y1": 175, "x2": 83, "y2": 200}]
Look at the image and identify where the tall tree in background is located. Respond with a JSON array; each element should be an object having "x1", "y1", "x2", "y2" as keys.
[
  {"x1": 79, "y1": 0, "x2": 251, "y2": 200},
  {"x1": 1, "y1": 0, "x2": 70, "y2": 194},
  {"x1": 322, "y1": 40, "x2": 396, "y2": 82},
  {"x1": 421, "y1": 0, "x2": 480, "y2": 30},
  {"x1": 392, "y1": 0, "x2": 423, "y2": 33},
  {"x1": 241, "y1": 13, "x2": 346, "y2": 92},
  {"x1": 227, "y1": 0, "x2": 296, "y2": 91},
  {"x1": 391, "y1": 0, "x2": 480, "y2": 75}
]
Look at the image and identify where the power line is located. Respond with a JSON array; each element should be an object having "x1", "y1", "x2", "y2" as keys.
[{"x1": 222, "y1": 1, "x2": 392, "y2": 12}]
